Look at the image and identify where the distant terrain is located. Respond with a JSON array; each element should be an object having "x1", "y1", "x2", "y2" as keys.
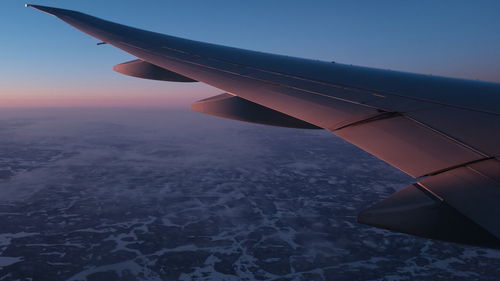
[{"x1": 0, "y1": 108, "x2": 498, "y2": 281}]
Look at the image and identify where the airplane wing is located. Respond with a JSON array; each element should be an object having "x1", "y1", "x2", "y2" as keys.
[{"x1": 27, "y1": 5, "x2": 500, "y2": 249}]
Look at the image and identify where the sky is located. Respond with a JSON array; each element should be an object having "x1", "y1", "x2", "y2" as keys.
[{"x1": 1, "y1": 0, "x2": 499, "y2": 107}]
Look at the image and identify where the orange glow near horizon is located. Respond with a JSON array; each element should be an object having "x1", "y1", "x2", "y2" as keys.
[{"x1": 0, "y1": 82, "x2": 220, "y2": 108}]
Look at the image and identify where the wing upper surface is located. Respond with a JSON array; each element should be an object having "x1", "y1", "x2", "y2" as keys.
[{"x1": 28, "y1": 5, "x2": 500, "y2": 247}]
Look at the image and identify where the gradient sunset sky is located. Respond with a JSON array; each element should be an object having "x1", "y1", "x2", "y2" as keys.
[{"x1": 1, "y1": 0, "x2": 499, "y2": 107}]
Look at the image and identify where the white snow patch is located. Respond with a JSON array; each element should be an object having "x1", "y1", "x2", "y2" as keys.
[{"x1": 0, "y1": 256, "x2": 22, "y2": 267}]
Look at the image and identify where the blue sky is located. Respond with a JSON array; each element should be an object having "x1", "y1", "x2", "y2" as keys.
[{"x1": 1, "y1": 0, "x2": 499, "y2": 107}]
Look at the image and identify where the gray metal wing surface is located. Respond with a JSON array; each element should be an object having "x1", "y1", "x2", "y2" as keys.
[{"x1": 27, "y1": 5, "x2": 500, "y2": 248}]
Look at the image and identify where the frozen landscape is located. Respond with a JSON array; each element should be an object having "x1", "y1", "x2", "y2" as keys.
[{"x1": 0, "y1": 108, "x2": 498, "y2": 281}]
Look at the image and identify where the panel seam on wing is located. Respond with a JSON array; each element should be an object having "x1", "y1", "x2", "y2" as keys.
[
  {"x1": 405, "y1": 115, "x2": 490, "y2": 157},
  {"x1": 422, "y1": 157, "x2": 495, "y2": 178},
  {"x1": 331, "y1": 111, "x2": 401, "y2": 131}
]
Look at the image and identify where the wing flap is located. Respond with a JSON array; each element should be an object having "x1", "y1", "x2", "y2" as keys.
[
  {"x1": 360, "y1": 158, "x2": 500, "y2": 247},
  {"x1": 407, "y1": 107, "x2": 500, "y2": 156},
  {"x1": 419, "y1": 158, "x2": 500, "y2": 238},
  {"x1": 334, "y1": 115, "x2": 484, "y2": 177},
  {"x1": 358, "y1": 183, "x2": 500, "y2": 249}
]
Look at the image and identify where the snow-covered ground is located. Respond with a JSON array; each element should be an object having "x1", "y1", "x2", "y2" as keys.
[{"x1": 0, "y1": 108, "x2": 498, "y2": 281}]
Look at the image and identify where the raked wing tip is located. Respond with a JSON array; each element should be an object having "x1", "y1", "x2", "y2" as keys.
[{"x1": 25, "y1": 4, "x2": 71, "y2": 17}]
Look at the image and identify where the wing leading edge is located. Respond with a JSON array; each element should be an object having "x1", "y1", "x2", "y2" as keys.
[{"x1": 27, "y1": 4, "x2": 500, "y2": 248}]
